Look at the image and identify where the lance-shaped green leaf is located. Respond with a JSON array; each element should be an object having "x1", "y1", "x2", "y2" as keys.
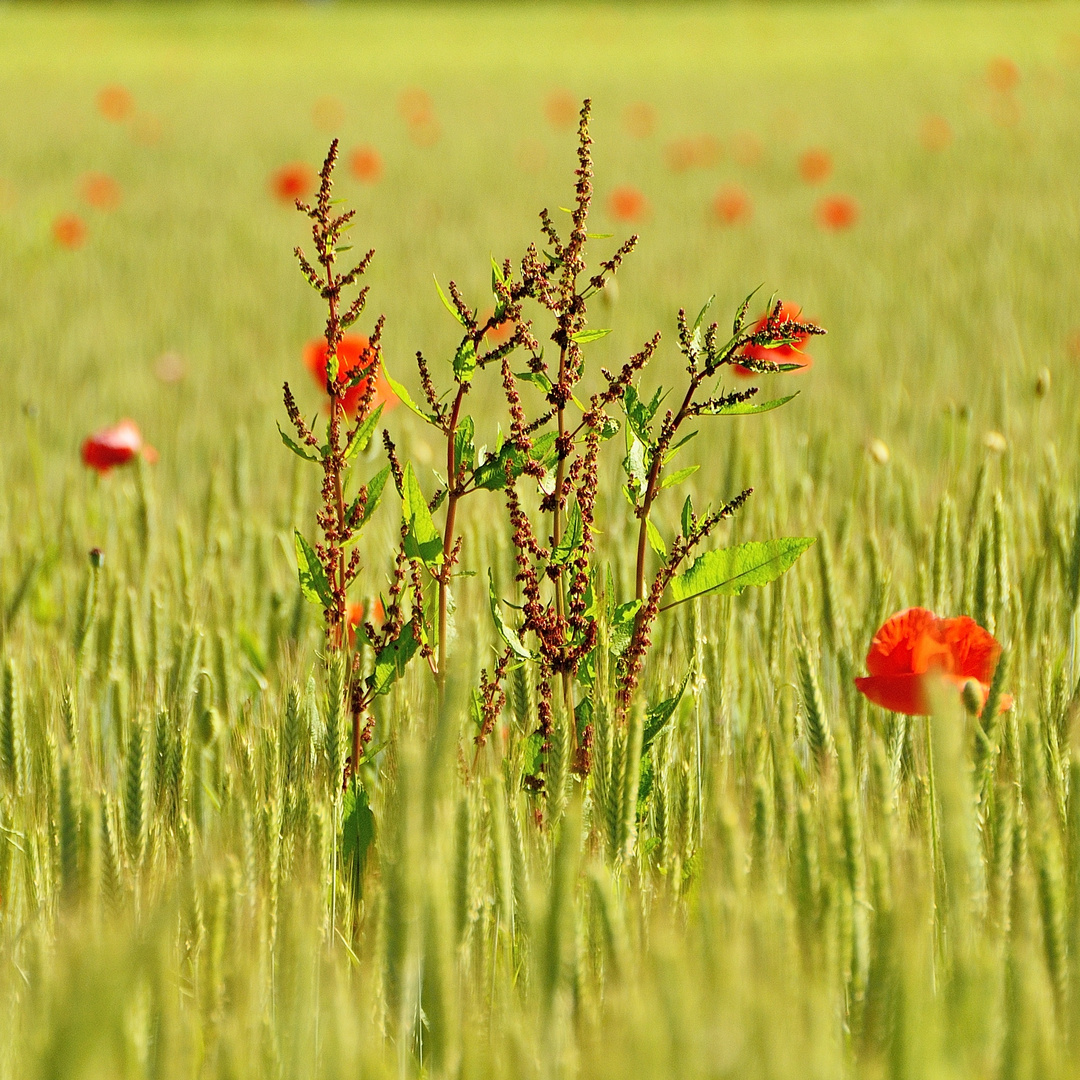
[
  {"x1": 681, "y1": 495, "x2": 695, "y2": 537},
  {"x1": 341, "y1": 779, "x2": 375, "y2": 896},
  {"x1": 571, "y1": 327, "x2": 613, "y2": 345},
  {"x1": 609, "y1": 599, "x2": 641, "y2": 657},
  {"x1": 471, "y1": 431, "x2": 558, "y2": 491},
  {"x1": 550, "y1": 501, "x2": 584, "y2": 568},
  {"x1": 623, "y1": 435, "x2": 648, "y2": 501},
  {"x1": 698, "y1": 392, "x2": 799, "y2": 417},
  {"x1": 661, "y1": 464, "x2": 699, "y2": 490},
  {"x1": 367, "y1": 623, "x2": 421, "y2": 696},
  {"x1": 278, "y1": 423, "x2": 321, "y2": 463},
  {"x1": 344, "y1": 404, "x2": 384, "y2": 461},
  {"x1": 644, "y1": 668, "x2": 692, "y2": 750},
  {"x1": 401, "y1": 463, "x2": 443, "y2": 565},
  {"x1": 381, "y1": 361, "x2": 436, "y2": 424},
  {"x1": 294, "y1": 530, "x2": 334, "y2": 609},
  {"x1": 646, "y1": 517, "x2": 667, "y2": 560},
  {"x1": 624, "y1": 384, "x2": 665, "y2": 443},
  {"x1": 454, "y1": 415, "x2": 476, "y2": 475},
  {"x1": 488, "y1": 569, "x2": 535, "y2": 661},
  {"x1": 343, "y1": 465, "x2": 391, "y2": 543},
  {"x1": 435, "y1": 274, "x2": 466, "y2": 325},
  {"x1": 690, "y1": 295, "x2": 715, "y2": 351},
  {"x1": 665, "y1": 537, "x2": 815, "y2": 609}
]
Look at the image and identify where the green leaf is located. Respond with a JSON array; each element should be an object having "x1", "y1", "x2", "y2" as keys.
[
  {"x1": 471, "y1": 431, "x2": 558, "y2": 491},
  {"x1": 514, "y1": 369, "x2": 554, "y2": 394},
  {"x1": 453, "y1": 338, "x2": 477, "y2": 384},
  {"x1": 435, "y1": 275, "x2": 466, "y2": 326},
  {"x1": 550, "y1": 501, "x2": 584, "y2": 568},
  {"x1": 681, "y1": 495, "x2": 695, "y2": 538},
  {"x1": 691, "y1": 295, "x2": 715, "y2": 351},
  {"x1": 598, "y1": 414, "x2": 621, "y2": 441},
  {"x1": 367, "y1": 623, "x2": 421, "y2": 696},
  {"x1": 646, "y1": 517, "x2": 667, "y2": 560},
  {"x1": 454, "y1": 416, "x2": 476, "y2": 475},
  {"x1": 571, "y1": 328, "x2": 612, "y2": 344},
  {"x1": 490, "y1": 255, "x2": 506, "y2": 286},
  {"x1": 294, "y1": 531, "x2": 334, "y2": 610},
  {"x1": 609, "y1": 600, "x2": 641, "y2": 658},
  {"x1": 623, "y1": 436, "x2": 648, "y2": 500},
  {"x1": 587, "y1": 231, "x2": 614, "y2": 239},
  {"x1": 661, "y1": 464, "x2": 699, "y2": 490},
  {"x1": 401, "y1": 463, "x2": 443, "y2": 566},
  {"x1": 624, "y1": 385, "x2": 665, "y2": 443},
  {"x1": 343, "y1": 404, "x2": 384, "y2": 461},
  {"x1": 489, "y1": 569, "x2": 535, "y2": 661},
  {"x1": 278, "y1": 423, "x2": 321, "y2": 463},
  {"x1": 522, "y1": 730, "x2": 545, "y2": 779},
  {"x1": 341, "y1": 779, "x2": 375, "y2": 896},
  {"x1": 699, "y1": 392, "x2": 799, "y2": 416},
  {"x1": 666, "y1": 537, "x2": 816, "y2": 608},
  {"x1": 353, "y1": 465, "x2": 391, "y2": 531},
  {"x1": 381, "y1": 362, "x2": 435, "y2": 424},
  {"x1": 643, "y1": 668, "x2": 692, "y2": 750}
]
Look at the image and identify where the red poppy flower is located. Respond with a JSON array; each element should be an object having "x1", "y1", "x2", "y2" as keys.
[
  {"x1": 712, "y1": 185, "x2": 751, "y2": 225},
  {"x1": 482, "y1": 310, "x2": 515, "y2": 346},
  {"x1": 52, "y1": 214, "x2": 87, "y2": 249},
  {"x1": 854, "y1": 607, "x2": 1012, "y2": 716},
  {"x1": 97, "y1": 85, "x2": 134, "y2": 122},
  {"x1": 799, "y1": 148, "x2": 832, "y2": 184},
  {"x1": 732, "y1": 301, "x2": 814, "y2": 378},
  {"x1": 350, "y1": 147, "x2": 383, "y2": 183},
  {"x1": 987, "y1": 56, "x2": 1020, "y2": 94},
  {"x1": 80, "y1": 173, "x2": 121, "y2": 211},
  {"x1": 81, "y1": 420, "x2": 157, "y2": 474},
  {"x1": 816, "y1": 195, "x2": 859, "y2": 231},
  {"x1": 399, "y1": 88, "x2": 433, "y2": 125},
  {"x1": 664, "y1": 135, "x2": 722, "y2": 173},
  {"x1": 347, "y1": 598, "x2": 385, "y2": 647},
  {"x1": 609, "y1": 186, "x2": 648, "y2": 223},
  {"x1": 270, "y1": 163, "x2": 315, "y2": 204},
  {"x1": 303, "y1": 335, "x2": 398, "y2": 419},
  {"x1": 921, "y1": 115, "x2": 953, "y2": 152},
  {"x1": 544, "y1": 90, "x2": 577, "y2": 129}
]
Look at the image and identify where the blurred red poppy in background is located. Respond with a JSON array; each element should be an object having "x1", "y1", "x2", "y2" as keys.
[
  {"x1": 711, "y1": 185, "x2": 751, "y2": 225},
  {"x1": 270, "y1": 163, "x2": 315, "y2": 204},
  {"x1": 816, "y1": 195, "x2": 859, "y2": 231},
  {"x1": 987, "y1": 56, "x2": 1020, "y2": 93},
  {"x1": 399, "y1": 88, "x2": 433, "y2": 125},
  {"x1": 80, "y1": 173, "x2": 121, "y2": 210},
  {"x1": 97, "y1": 85, "x2": 134, "y2": 122},
  {"x1": 665, "y1": 135, "x2": 722, "y2": 173},
  {"x1": 82, "y1": 420, "x2": 156, "y2": 473},
  {"x1": 483, "y1": 310, "x2": 515, "y2": 346},
  {"x1": 733, "y1": 301, "x2": 814, "y2": 377},
  {"x1": 545, "y1": 90, "x2": 578, "y2": 129},
  {"x1": 854, "y1": 608, "x2": 1012, "y2": 716},
  {"x1": 347, "y1": 598, "x2": 386, "y2": 646},
  {"x1": 920, "y1": 115, "x2": 953, "y2": 152},
  {"x1": 52, "y1": 214, "x2": 87, "y2": 249},
  {"x1": 350, "y1": 147, "x2": 383, "y2": 183},
  {"x1": 304, "y1": 335, "x2": 398, "y2": 419},
  {"x1": 798, "y1": 148, "x2": 833, "y2": 184},
  {"x1": 609, "y1": 186, "x2": 648, "y2": 222},
  {"x1": 624, "y1": 101, "x2": 657, "y2": 139}
]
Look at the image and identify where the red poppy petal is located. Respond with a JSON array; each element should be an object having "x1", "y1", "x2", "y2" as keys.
[
  {"x1": 864, "y1": 607, "x2": 940, "y2": 677},
  {"x1": 937, "y1": 616, "x2": 1003, "y2": 684},
  {"x1": 855, "y1": 674, "x2": 931, "y2": 716}
]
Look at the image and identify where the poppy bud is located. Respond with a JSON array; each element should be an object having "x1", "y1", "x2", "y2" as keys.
[
  {"x1": 961, "y1": 678, "x2": 983, "y2": 716},
  {"x1": 89, "y1": 548, "x2": 104, "y2": 569}
]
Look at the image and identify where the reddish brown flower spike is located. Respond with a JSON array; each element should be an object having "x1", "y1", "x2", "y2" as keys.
[
  {"x1": 854, "y1": 607, "x2": 1012, "y2": 716},
  {"x1": 81, "y1": 420, "x2": 156, "y2": 474},
  {"x1": 733, "y1": 301, "x2": 815, "y2": 378},
  {"x1": 271, "y1": 163, "x2": 316, "y2": 204},
  {"x1": 304, "y1": 335, "x2": 398, "y2": 419}
]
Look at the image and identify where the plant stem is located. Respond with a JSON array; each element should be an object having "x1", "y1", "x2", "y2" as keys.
[
  {"x1": 551, "y1": 345, "x2": 576, "y2": 747},
  {"x1": 437, "y1": 385, "x2": 467, "y2": 691}
]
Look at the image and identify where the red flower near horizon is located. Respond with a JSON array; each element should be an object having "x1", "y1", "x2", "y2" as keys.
[
  {"x1": 854, "y1": 608, "x2": 1012, "y2": 716},
  {"x1": 987, "y1": 56, "x2": 1020, "y2": 94},
  {"x1": 609, "y1": 186, "x2": 648, "y2": 222},
  {"x1": 270, "y1": 163, "x2": 315, "y2": 204},
  {"x1": 350, "y1": 146, "x2": 383, "y2": 183},
  {"x1": 347, "y1": 597, "x2": 386, "y2": 647},
  {"x1": 81, "y1": 419, "x2": 157, "y2": 474},
  {"x1": 544, "y1": 90, "x2": 578, "y2": 129},
  {"x1": 303, "y1": 335, "x2": 398, "y2": 419},
  {"x1": 52, "y1": 214, "x2": 87, "y2": 249},
  {"x1": 799, "y1": 148, "x2": 833, "y2": 184},
  {"x1": 97, "y1": 85, "x2": 134, "y2": 122},
  {"x1": 81, "y1": 172, "x2": 121, "y2": 210},
  {"x1": 817, "y1": 194, "x2": 859, "y2": 231},
  {"x1": 921, "y1": 115, "x2": 953, "y2": 152},
  {"x1": 732, "y1": 301, "x2": 815, "y2": 377},
  {"x1": 712, "y1": 185, "x2": 751, "y2": 225}
]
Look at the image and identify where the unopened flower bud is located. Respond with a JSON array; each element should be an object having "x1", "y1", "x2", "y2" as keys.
[
  {"x1": 962, "y1": 678, "x2": 983, "y2": 716},
  {"x1": 89, "y1": 547, "x2": 104, "y2": 569}
]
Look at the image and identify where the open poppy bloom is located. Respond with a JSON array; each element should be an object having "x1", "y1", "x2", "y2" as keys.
[
  {"x1": 270, "y1": 163, "x2": 315, "y2": 204},
  {"x1": 81, "y1": 420, "x2": 157, "y2": 473},
  {"x1": 52, "y1": 214, "x2": 87, "y2": 249},
  {"x1": 854, "y1": 608, "x2": 1012, "y2": 716},
  {"x1": 732, "y1": 301, "x2": 814, "y2": 377},
  {"x1": 304, "y1": 335, "x2": 397, "y2": 419},
  {"x1": 609, "y1": 186, "x2": 648, "y2": 222},
  {"x1": 347, "y1": 598, "x2": 385, "y2": 646}
]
